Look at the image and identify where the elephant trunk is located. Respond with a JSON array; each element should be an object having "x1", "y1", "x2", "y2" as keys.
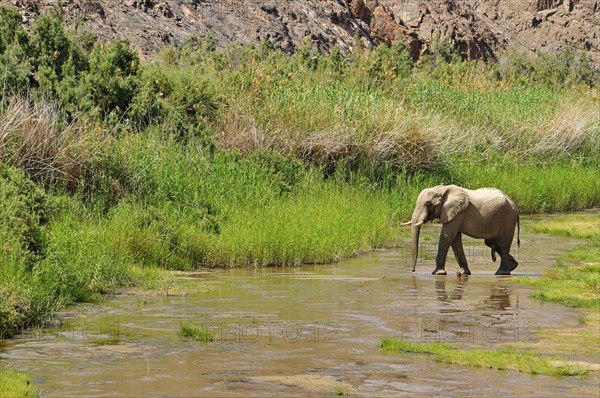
[{"x1": 410, "y1": 220, "x2": 424, "y2": 272}]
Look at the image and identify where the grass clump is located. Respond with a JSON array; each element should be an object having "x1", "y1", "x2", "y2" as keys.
[
  {"x1": 178, "y1": 323, "x2": 215, "y2": 342},
  {"x1": 0, "y1": 369, "x2": 37, "y2": 398},
  {"x1": 380, "y1": 338, "x2": 592, "y2": 377},
  {"x1": 0, "y1": 97, "x2": 106, "y2": 188},
  {"x1": 332, "y1": 385, "x2": 350, "y2": 396},
  {"x1": 517, "y1": 214, "x2": 600, "y2": 309}
]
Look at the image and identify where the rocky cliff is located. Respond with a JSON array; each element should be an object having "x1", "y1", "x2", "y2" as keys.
[{"x1": 2, "y1": 0, "x2": 599, "y2": 65}]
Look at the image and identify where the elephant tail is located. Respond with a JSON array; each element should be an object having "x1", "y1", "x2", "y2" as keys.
[{"x1": 517, "y1": 214, "x2": 521, "y2": 247}]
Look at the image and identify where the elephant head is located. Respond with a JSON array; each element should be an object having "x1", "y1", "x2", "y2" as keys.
[{"x1": 402, "y1": 185, "x2": 469, "y2": 272}]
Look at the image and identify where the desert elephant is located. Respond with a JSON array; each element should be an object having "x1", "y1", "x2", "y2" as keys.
[{"x1": 402, "y1": 185, "x2": 520, "y2": 275}]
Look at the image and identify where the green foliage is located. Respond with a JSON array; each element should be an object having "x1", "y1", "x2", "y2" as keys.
[
  {"x1": 0, "y1": 6, "x2": 22, "y2": 53},
  {"x1": 495, "y1": 48, "x2": 599, "y2": 88},
  {"x1": 78, "y1": 40, "x2": 140, "y2": 122},
  {"x1": 0, "y1": 164, "x2": 50, "y2": 337},
  {"x1": 132, "y1": 63, "x2": 217, "y2": 143},
  {"x1": 0, "y1": 6, "x2": 32, "y2": 94},
  {"x1": 29, "y1": 9, "x2": 73, "y2": 91},
  {"x1": 0, "y1": 6, "x2": 140, "y2": 122},
  {"x1": 380, "y1": 339, "x2": 591, "y2": 376},
  {"x1": 0, "y1": 164, "x2": 48, "y2": 262},
  {"x1": 86, "y1": 136, "x2": 397, "y2": 269},
  {"x1": 355, "y1": 42, "x2": 413, "y2": 87},
  {"x1": 0, "y1": 164, "x2": 133, "y2": 338},
  {"x1": 38, "y1": 212, "x2": 134, "y2": 302}
]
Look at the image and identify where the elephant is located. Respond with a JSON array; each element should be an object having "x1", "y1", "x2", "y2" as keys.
[{"x1": 402, "y1": 184, "x2": 520, "y2": 275}]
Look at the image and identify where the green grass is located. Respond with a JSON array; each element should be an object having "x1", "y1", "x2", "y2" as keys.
[
  {"x1": 0, "y1": 369, "x2": 37, "y2": 398},
  {"x1": 516, "y1": 214, "x2": 600, "y2": 309},
  {"x1": 528, "y1": 214, "x2": 600, "y2": 240},
  {"x1": 516, "y1": 249, "x2": 600, "y2": 309},
  {"x1": 445, "y1": 161, "x2": 600, "y2": 213},
  {"x1": 178, "y1": 323, "x2": 215, "y2": 342},
  {"x1": 380, "y1": 338, "x2": 591, "y2": 377}
]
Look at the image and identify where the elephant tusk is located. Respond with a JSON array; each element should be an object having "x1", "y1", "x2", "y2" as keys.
[
  {"x1": 413, "y1": 220, "x2": 424, "y2": 227},
  {"x1": 400, "y1": 221, "x2": 412, "y2": 226}
]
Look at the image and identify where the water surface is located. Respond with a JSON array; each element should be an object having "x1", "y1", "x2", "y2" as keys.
[{"x1": 2, "y1": 217, "x2": 598, "y2": 397}]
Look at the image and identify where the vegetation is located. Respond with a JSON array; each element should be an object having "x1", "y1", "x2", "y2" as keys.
[
  {"x1": 518, "y1": 214, "x2": 600, "y2": 308},
  {"x1": 178, "y1": 323, "x2": 215, "y2": 342},
  {"x1": 0, "y1": 5, "x2": 599, "y2": 343},
  {"x1": 528, "y1": 214, "x2": 599, "y2": 240},
  {"x1": 380, "y1": 338, "x2": 592, "y2": 377},
  {"x1": 0, "y1": 369, "x2": 37, "y2": 398}
]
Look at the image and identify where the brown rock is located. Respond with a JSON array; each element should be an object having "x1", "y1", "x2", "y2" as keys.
[{"x1": 0, "y1": 0, "x2": 597, "y2": 67}]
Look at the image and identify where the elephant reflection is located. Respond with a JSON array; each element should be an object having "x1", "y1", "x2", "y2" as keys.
[
  {"x1": 433, "y1": 278, "x2": 513, "y2": 312},
  {"x1": 435, "y1": 276, "x2": 468, "y2": 302}
]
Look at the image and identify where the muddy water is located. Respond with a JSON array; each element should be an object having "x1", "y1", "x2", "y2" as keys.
[{"x1": 2, "y1": 219, "x2": 599, "y2": 397}]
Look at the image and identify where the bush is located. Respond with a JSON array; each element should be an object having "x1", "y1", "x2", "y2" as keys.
[
  {"x1": 77, "y1": 40, "x2": 140, "y2": 123},
  {"x1": 495, "y1": 48, "x2": 599, "y2": 88},
  {"x1": 0, "y1": 6, "x2": 33, "y2": 95},
  {"x1": 0, "y1": 163, "x2": 48, "y2": 261},
  {"x1": 132, "y1": 63, "x2": 218, "y2": 144},
  {"x1": 0, "y1": 163, "x2": 50, "y2": 337}
]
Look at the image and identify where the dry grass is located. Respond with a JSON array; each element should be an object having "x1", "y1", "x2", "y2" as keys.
[
  {"x1": 530, "y1": 98, "x2": 600, "y2": 158},
  {"x1": 217, "y1": 102, "x2": 440, "y2": 171},
  {"x1": 215, "y1": 75, "x2": 599, "y2": 172},
  {"x1": 0, "y1": 97, "x2": 107, "y2": 187}
]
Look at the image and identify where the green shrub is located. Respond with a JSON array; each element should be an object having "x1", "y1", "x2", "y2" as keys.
[
  {"x1": 77, "y1": 40, "x2": 140, "y2": 123},
  {"x1": 495, "y1": 48, "x2": 598, "y2": 88},
  {"x1": 0, "y1": 6, "x2": 32, "y2": 95},
  {"x1": 0, "y1": 163, "x2": 48, "y2": 260},
  {"x1": 0, "y1": 163, "x2": 50, "y2": 337}
]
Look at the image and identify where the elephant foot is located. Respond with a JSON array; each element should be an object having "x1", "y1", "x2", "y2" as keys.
[
  {"x1": 456, "y1": 268, "x2": 471, "y2": 276},
  {"x1": 510, "y1": 260, "x2": 519, "y2": 271},
  {"x1": 432, "y1": 269, "x2": 447, "y2": 275},
  {"x1": 495, "y1": 270, "x2": 511, "y2": 276}
]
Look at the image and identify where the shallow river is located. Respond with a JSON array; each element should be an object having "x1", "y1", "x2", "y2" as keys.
[{"x1": 1, "y1": 216, "x2": 598, "y2": 397}]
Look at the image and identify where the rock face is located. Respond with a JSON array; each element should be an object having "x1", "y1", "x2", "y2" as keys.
[{"x1": 2, "y1": 0, "x2": 599, "y2": 65}]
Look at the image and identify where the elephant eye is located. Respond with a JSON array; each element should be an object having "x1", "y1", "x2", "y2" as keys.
[{"x1": 425, "y1": 201, "x2": 431, "y2": 207}]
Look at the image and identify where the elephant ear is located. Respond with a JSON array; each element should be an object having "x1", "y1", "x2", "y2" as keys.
[{"x1": 440, "y1": 185, "x2": 469, "y2": 223}]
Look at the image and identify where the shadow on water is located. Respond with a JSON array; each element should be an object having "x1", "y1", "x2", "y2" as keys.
[{"x1": 1, "y1": 214, "x2": 599, "y2": 397}]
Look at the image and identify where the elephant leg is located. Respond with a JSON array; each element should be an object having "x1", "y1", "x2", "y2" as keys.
[
  {"x1": 451, "y1": 233, "x2": 471, "y2": 275},
  {"x1": 509, "y1": 254, "x2": 519, "y2": 271},
  {"x1": 433, "y1": 224, "x2": 459, "y2": 275},
  {"x1": 484, "y1": 239, "x2": 498, "y2": 262},
  {"x1": 495, "y1": 247, "x2": 512, "y2": 275}
]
